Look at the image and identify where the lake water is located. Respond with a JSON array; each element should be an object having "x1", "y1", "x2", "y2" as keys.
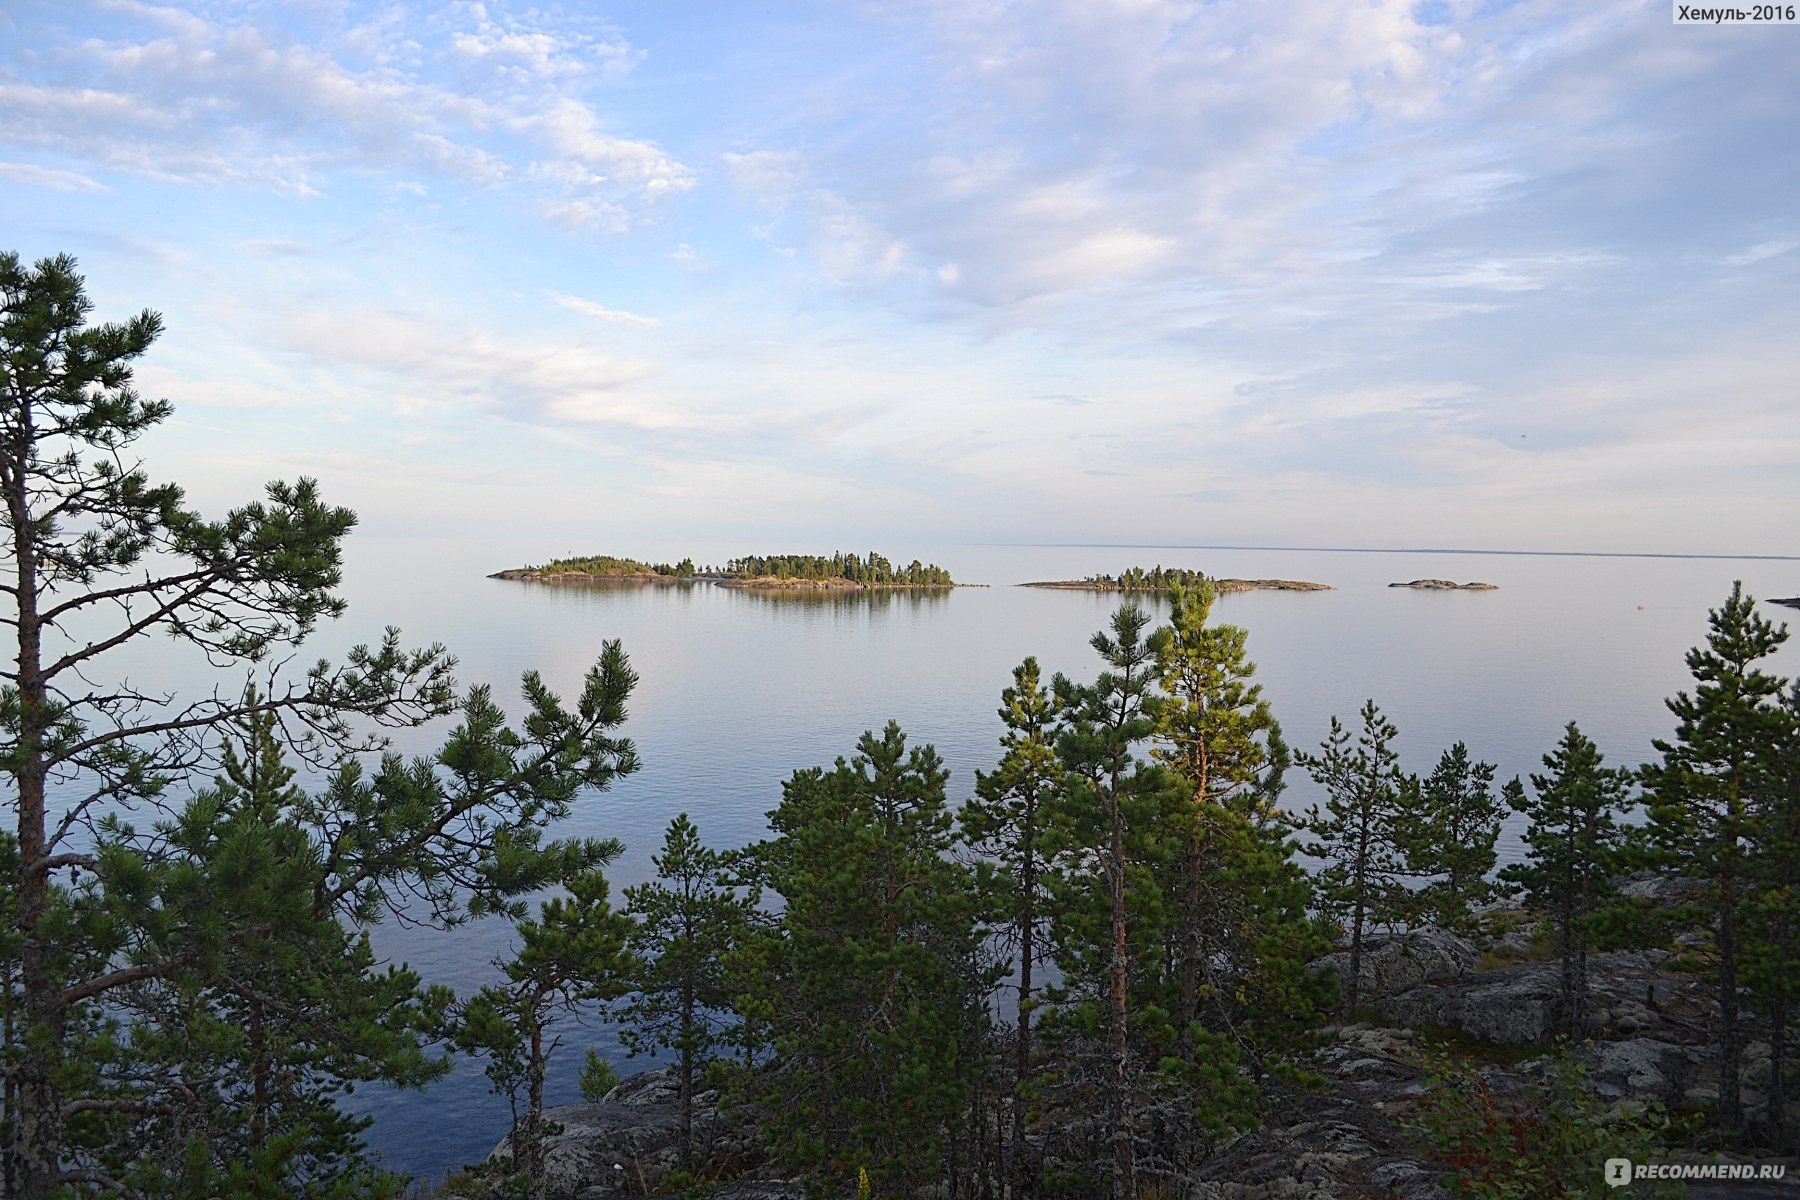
[{"x1": 89, "y1": 536, "x2": 1800, "y2": 1182}]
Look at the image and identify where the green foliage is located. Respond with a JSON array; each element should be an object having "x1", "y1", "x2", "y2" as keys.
[
  {"x1": 453, "y1": 861, "x2": 635, "y2": 1200},
  {"x1": 578, "y1": 1049, "x2": 622, "y2": 1104},
  {"x1": 1296, "y1": 700, "x2": 1411, "y2": 1014},
  {"x1": 1742, "y1": 681, "x2": 1800, "y2": 1149},
  {"x1": 1410, "y1": 1051, "x2": 1685, "y2": 1199},
  {"x1": 1151, "y1": 580, "x2": 1329, "y2": 1102},
  {"x1": 533, "y1": 554, "x2": 699, "y2": 578},
  {"x1": 1044, "y1": 604, "x2": 1174, "y2": 1196},
  {"x1": 1640, "y1": 583, "x2": 1790, "y2": 1133},
  {"x1": 77, "y1": 703, "x2": 452, "y2": 1198},
  {"x1": 620, "y1": 813, "x2": 759, "y2": 1171},
  {"x1": 1083, "y1": 565, "x2": 1213, "y2": 590},
  {"x1": 957, "y1": 657, "x2": 1062, "y2": 1188},
  {"x1": 722, "y1": 551, "x2": 952, "y2": 585},
  {"x1": 743, "y1": 722, "x2": 994, "y2": 1196},
  {"x1": 0, "y1": 251, "x2": 462, "y2": 1200},
  {"x1": 1499, "y1": 723, "x2": 1634, "y2": 1038},
  {"x1": 1401, "y1": 743, "x2": 1510, "y2": 935}
]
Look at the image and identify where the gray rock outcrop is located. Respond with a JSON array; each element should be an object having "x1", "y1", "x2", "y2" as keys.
[
  {"x1": 482, "y1": 1069, "x2": 772, "y2": 1200},
  {"x1": 1312, "y1": 930, "x2": 1478, "y2": 1001}
]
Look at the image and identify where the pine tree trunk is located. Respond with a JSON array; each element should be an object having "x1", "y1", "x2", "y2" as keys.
[
  {"x1": 1108, "y1": 785, "x2": 1133, "y2": 1200},
  {"x1": 1010, "y1": 850, "x2": 1035, "y2": 1198},
  {"x1": 525, "y1": 1016, "x2": 548, "y2": 1200},
  {"x1": 1769, "y1": 985, "x2": 1788, "y2": 1150},
  {"x1": 1720, "y1": 859, "x2": 1742, "y2": 1132},
  {"x1": 10, "y1": 502, "x2": 62, "y2": 1200}
]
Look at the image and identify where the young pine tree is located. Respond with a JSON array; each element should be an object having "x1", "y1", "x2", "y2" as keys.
[
  {"x1": 1147, "y1": 580, "x2": 1327, "y2": 1169},
  {"x1": 64, "y1": 700, "x2": 451, "y2": 1199},
  {"x1": 1297, "y1": 700, "x2": 1410, "y2": 1016},
  {"x1": 453, "y1": 851, "x2": 635, "y2": 1200},
  {"x1": 957, "y1": 656, "x2": 1062, "y2": 1191},
  {"x1": 1048, "y1": 604, "x2": 1169, "y2": 1200},
  {"x1": 619, "y1": 813, "x2": 757, "y2": 1173},
  {"x1": 1499, "y1": 723, "x2": 1634, "y2": 1039},
  {"x1": 1401, "y1": 742, "x2": 1509, "y2": 936},
  {"x1": 1743, "y1": 681, "x2": 1800, "y2": 1149},
  {"x1": 749, "y1": 723, "x2": 992, "y2": 1197},
  {"x1": 1641, "y1": 583, "x2": 1790, "y2": 1134}
]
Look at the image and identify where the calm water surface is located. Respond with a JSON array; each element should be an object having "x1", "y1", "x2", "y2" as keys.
[{"x1": 114, "y1": 537, "x2": 1800, "y2": 1182}]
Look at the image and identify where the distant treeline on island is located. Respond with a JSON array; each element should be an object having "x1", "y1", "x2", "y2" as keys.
[
  {"x1": 493, "y1": 550, "x2": 956, "y2": 587},
  {"x1": 1022, "y1": 564, "x2": 1334, "y2": 592}
]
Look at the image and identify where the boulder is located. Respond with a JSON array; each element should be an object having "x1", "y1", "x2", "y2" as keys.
[
  {"x1": 485, "y1": 1068, "x2": 766, "y2": 1200},
  {"x1": 1370, "y1": 950, "x2": 1705, "y2": 1047},
  {"x1": 1586, "y1": 1039, "x2": 1704, "y2": 1104},
  {"x1": 1375, "y1": 963, "x2": 1562, "y2": 1045},
  {"x1": 1312, "y1": 931, "x2": 1478, "y2": 1001}
]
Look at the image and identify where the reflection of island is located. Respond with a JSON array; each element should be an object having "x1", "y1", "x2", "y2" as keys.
[
  {"x1": 1020, "y1": 566, "x2": 1331, "y2": 593},
  {"x1": 1388, "y1": 579, "x2": 1499, "y2": 590},
  {"x1": 723, "y1": 585, "x2": 955, "y2": 610},
  {"x1": 489, "y1": 551, "x2": 963, "y2": 590}
]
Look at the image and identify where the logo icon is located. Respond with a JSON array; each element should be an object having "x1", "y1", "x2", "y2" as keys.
[{"x1": 1605, "y1": 1158, "x2": 1633, "y2": 1188}]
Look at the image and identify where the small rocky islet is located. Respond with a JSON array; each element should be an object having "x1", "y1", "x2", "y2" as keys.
[{"x1": 1388, "y1": 579, "x2": 1499, "y2": 590}]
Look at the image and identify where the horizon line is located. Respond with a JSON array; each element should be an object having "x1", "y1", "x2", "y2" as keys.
[{"x1": 983, "y1": 542, "x2": 1800, "y2": 563}]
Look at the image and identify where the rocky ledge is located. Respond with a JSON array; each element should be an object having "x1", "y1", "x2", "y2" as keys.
[
  {"x1": 442, "y1": 1069, "x2": 797, "y2": 1200},
  {"x1": 1388, "y1": 579, "x2": 1498, "y2": 590},
  {"x1": 447, "y1": 913, "x2": 1796, "y2": 1200}
]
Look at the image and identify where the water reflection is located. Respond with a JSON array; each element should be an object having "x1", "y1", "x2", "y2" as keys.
[{"x1": 721, "y1": 584, "x2": 957, "y2": 611}]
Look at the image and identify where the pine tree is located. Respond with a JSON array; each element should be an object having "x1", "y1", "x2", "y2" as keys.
[
  {"x1": 956, "y1": 656, "x2": 1061, "y2": 1192},
  {"x1": 1297, "y1": 700, "x2": 1410, "y2": 1015},
  {"x1": 0, "y1": 251, "x2": 458, "y2": 1200},
  {"x1": 1641, "y1": 583, "x2": 1789, "y2": 1133},
  {"x1": 1499, "y1": 723, "x2": 1634, "y2": 1039},
  {"x1": 748, "y1": 723, "x2": 991, "y2": 1196},
  {"x1": 81, "y1": 701, "x2": 452, "y2": 1198},
  {"x1": 0, "y1": 252, "x2": 645, "y2": 1196},
  {"x1": 1151, "y1": 578, "x2": 1282, "y2": 1041},
  {"x1": 1402, "y1": 742, "x2": 1508, "y2": 935},
  {"x1": 1151, "y1": 581, "x2": 1330, "y2": 1113},
  {"x1": 620, "y1": 813, "x2": 757, "y2": 1174},
  {"x1": 1743, "y1": 680, "x2": 1800, "y2": 1148},
  {"x1": 1048, "y1": 604, "x2": 1168, "y2": 1200},
  {"x1": 453, "y1": 855, "x2": 635, "y2": 1200}
]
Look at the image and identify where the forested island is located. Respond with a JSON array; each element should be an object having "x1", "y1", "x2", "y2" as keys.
[
  {"x1": 1023, "y1": 565, "x2": 1333, "y2": 592},
  {"x1": 8, "y1": 255, "x2": 1800, "y2": 1200},
  {"x1": 491, "y1": 550, "x2": 956, "y2": 588}
]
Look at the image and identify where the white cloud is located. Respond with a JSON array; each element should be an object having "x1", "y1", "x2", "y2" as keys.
[
  {"x1": 548, "y1": 292, "x2": 659, "y2": 326},
  {"x1": 0, "y1": 4, "x2": 686, "y2": 224},
  {"x1": 0, "y1": 161, "x2": 108, "y2": 191}
]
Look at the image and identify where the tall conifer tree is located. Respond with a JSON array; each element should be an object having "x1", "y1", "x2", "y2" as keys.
[
  {"x1": 1049, "y1": 605, "x2": 1167, "y2": 1200},
  {"x1": 1401, "y1": 742, "x2": 1508, "y2": 935},
  {"x1": 1499, "y1": 723, "x2": 1633, "y2": 1038},
  {"x1": 957, "y1": 657, "x2": 1061, "y2": 1191},
  {"x1": 1297, "y1": 700, "x2": 1409, "y2": 1015},
  {"x1": 1642, "y1": 583, "x2": 1789, "y2": 1133},
  {"x1": 620, "y1": 813, "x2": 757, "y2": 1173},
  {"x1": 748, "y1": 723, "x2": 991, "y2": 1196}
]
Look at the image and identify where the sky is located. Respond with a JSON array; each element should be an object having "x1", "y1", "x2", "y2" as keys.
[{"x1": 2, "y1": 0, "x2": 1797, "y2": 554}]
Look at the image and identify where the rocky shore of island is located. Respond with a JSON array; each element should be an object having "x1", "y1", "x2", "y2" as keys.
[{"x1": 1388, "y1": 579, "x2": 1498, "y2": 590}]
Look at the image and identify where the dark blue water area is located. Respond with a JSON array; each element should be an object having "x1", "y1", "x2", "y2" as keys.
[{"x1": 48, "y1": 536, "x2": 1800, "y2": 1185}]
